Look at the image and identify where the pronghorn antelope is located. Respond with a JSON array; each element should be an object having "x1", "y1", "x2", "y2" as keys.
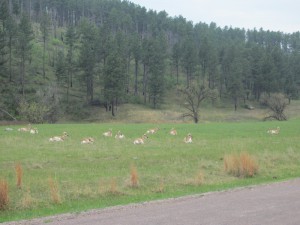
[
  {"x1": 170, "y1": 128, "x2": 177, "y2": 135},
  {"x1": 183, "y1": 133, "x2": 193, "y2": 143},
  {"x1": 146, "y1": 127, "x2": 159, "y2": 134},
  {"x1": 267, "y1": 127, "x2": 280, "y2": 135},
  {"x1": 49, "y1": 132, "x2": 68, "y2": 142},
  {"x1": 103, "y1": 129, "x2": 113, "y2": 137},
  {"x1": 81, "y1": 137, "x2": 94, "y2": 144},
  {"x1": 4, "y1": 127, "x2": 13, "y2": 131},
  {"x1": 115, "y1": 130, "x2": 125, "y2": 139},
  {"x1": 133, "y1": 134, "x2": 148, "y2": 145},
  {"x1": 30, "y1": 128, "x2": 38, "y2": 134},
  {"x1": 18, "y1": 124, "x2": 32, "y2": 132}
]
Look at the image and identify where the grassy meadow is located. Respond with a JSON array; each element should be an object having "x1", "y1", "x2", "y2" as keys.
[{"x1": 1, "y1": 118, "x2": 300, "y2": 222}]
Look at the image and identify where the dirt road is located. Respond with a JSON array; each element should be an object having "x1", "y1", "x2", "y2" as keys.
[{"x1": 4, "y1": 179, "x2": 300, "y2": 225}]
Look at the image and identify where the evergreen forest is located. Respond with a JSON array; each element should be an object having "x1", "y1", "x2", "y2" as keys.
[{"x1": 0, "y1": 0, "x2": 300, "y2": 122}]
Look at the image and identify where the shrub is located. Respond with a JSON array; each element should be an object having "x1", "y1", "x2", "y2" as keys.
[
  {"x1": 224, "y1": 152, "x2": 259, "y2": 177},
  {"x1": 15, "y1": 163, "x2": 23, "y2": 189},
  {"x1": 260, "y1": 92, "x2": 288, "y2": 121},
  {"x1": 18, "y1": 100, "x2": 49, "y2": 123},
  {"x1": 130, "y1": 165, "x2": 139, "y2": 188},
  {"x1": 36, "y1": 85, "x2": 61, "y2": 123},
  {"x1": 0, "y1": 179, "x2": 9, "y2": 210}
]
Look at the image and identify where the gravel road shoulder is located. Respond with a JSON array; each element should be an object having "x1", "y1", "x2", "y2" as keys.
[{"x1": 3, "y1": 178, "x2": 300, "y2": 225}]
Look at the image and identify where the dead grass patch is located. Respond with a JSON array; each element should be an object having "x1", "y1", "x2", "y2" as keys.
[
  {"x1": 185, "y1": 170, "x2": 205, "y2": 186},
  {"x1": 15, "y1": 163, "x2": 23, "y2": 189},
  {"x1": 48, "y1": 177, "x2": 61, "y2": 204},
  {"x1": 0, "y1": 179, "x2": 9, "y2": 210},
  {"x1": 224, "y1": 152, "x2": 259, "y2": 177},
  {"x1": 20, "y1": 188, "x2": 36, "y2": 209},
  {"x1": 156, "y1": 179, "x2": 165, "y2": 193},
  {"x1": 130, "y1": 165, "x2": 139, "y2": 188},
  {"x1": 109, "y1": 178, "x2": 118, "y2": 194}
]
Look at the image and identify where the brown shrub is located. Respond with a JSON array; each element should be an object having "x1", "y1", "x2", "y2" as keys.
[
  {"x1": 15, "y1": 163, "x2": 23, "y2": 189},
  {"x1": 0, "y1": 179, "x2": 9, "y2": 210},
  {"x1": 224, "y1": 152, "x2": 259, "y2": 177},
  {"x1": 130, "y1": 165, "x2": 139, "y2": 188}
]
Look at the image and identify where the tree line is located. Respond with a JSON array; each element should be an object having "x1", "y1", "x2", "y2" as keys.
[{"x1": 0, "y1": 0, "x2": 299, "y2": 122}]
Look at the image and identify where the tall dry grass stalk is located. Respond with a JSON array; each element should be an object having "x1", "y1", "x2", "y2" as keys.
[
  {"x1": 0, "y1": 179, "x2": 9, "y2": 210},
  {"x1": 194, "y1": 171, "x2": 205, "y2": 185},
  {"x1": 155, "y1": 179, "x2": 165, "y2": 193},
  {"x1": 109, "y1": 179, "x2": 118, "y2": 194},
  {"x1": 130, "y1": 165, "x2": 139, "y2": 188},
  {"x1": 224, "y1": 152, "x2": 259, "y2": 177},
  {"x1": 21, "y1": 188, "x2": 34, "y2": 209},
  {"x1": 48, "y1": 177, "x2": 61, "y2": 204},
  {"x1": 15, "y1": 163, "x2": 23, "y2": 189}
]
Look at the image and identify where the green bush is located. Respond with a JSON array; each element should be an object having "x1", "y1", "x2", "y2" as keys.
[{"x1": 18, "y1": 100, "x2": 49, "y2": 123}]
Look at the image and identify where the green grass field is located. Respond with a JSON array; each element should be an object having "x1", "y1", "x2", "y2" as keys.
[{"x1": 1, "y1": 119, "x2": 300, "y2": 222}]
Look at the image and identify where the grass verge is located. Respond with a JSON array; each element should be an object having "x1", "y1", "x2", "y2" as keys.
[{"x1": 0, "y1": 120, "x2": 300, "y2": 222}]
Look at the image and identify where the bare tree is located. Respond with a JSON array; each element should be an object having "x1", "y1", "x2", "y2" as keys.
[
  {"x1": 263, "y1": 93, "x2": 288, "y2": 121},
  {"x1": 179, "y1": 84, "x2": 216, "y2": 123}
]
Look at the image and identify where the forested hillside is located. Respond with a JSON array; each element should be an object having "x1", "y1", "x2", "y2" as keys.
[{"x1": 0, "y1": 0, "x2": 300, "y2": 122}]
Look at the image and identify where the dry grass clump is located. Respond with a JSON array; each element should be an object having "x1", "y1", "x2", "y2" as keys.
[
  {"x1": 155, "y1": 181, "x2": 165, "y2": 193},
  {"x1": 109, "y1": 179, "x2": 118, "y2": 194},
  {"x1": 0, "y1": 179, "x2": 9, "y2": 210},
  {"x1": 20, "y1": 188, "x2": 35, "y2": 209},
  {"x1": 185, "y1": 170, "x2": 205, "y2": 186},
  {"x1": 98, "y1": 179, "x2": 122, "y2": 195},
  {"x1": 130, "y1": 165, "x2": 139, "y2": 188},
  {"x1": 224, "y1": 152, "x2": 259, "y2": 177},
  {"x1": 194, "y1": 171, "x2": 205, "y2": 185},
  {"x1": 48, "y1": 177, "x2": 61, "y2": 204},
  {"x1": 15, "y1": 163, "x2": 23, "y2": 189}
]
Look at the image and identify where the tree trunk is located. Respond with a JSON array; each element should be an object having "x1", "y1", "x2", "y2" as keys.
[
  {"x1": 43, "y1": 37, "x2": 46, "y2": 78},
  {"x1": 176, "y1": 64, "x2": 179, "y2": 85},
  {"x1": 194, "y1": 116, "x2": 199, "y2": 123},
  {"x1": 234, "y1": 97, "x2": 238, "y2": 111},
  {"x1": 9, "y1": 36, "x2": 12, "y2": 82},
  {"x1": 111, "y1": 100, "x2": 115, "y2": 116},
  {"x1": 20, "y1": 56, "x2": 25, "y2": 96},
  {"x1": 134, "y1": 59, "x2": 138, "y2": 95},
  {"x1": 143, "y1": 64, "x2": 147, "y2": 104}
]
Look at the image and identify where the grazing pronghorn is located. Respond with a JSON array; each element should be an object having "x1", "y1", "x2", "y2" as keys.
[
  {"x1": 18, "y1": 124, "x2": 31, "y2": 132},
  {"x1": 49, "y1": 132, "x2": 68, "y2": 142},
  {"x1": 30, "y1": 128, "x2": 38, "y2": 134},
  {"x1": 81, "y1": 137, "x2": 94, "y2": 144},
  {"x1": 170, "y1": 128, "x2": 177, "y2": 135},
  {"x1": 183, "y1": 133, "x2": 193, "y2": 143},
  {"x1": 146, "y1": 127, "x2": 159, "y2": 134},
  {"x1": 115, "y1": 130, "x2": 125, "y2": 139},
  {"x1": 267, "y1": 127, "x2": 280, "y2": 135},
  {"x1": 4, "y1": 127, "x2": 13, "y2": 131},
  {"x1": 133, "y1": 134, "x2": 148, "y2": 145},
  {"x1": 103, "y1": 129, "x2": 113, "y2": 137}
]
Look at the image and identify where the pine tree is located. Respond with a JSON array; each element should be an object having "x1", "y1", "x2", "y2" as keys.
[
  {"x1": 78, "y1": 19, "x2": 97, "y2": 103},
  {"x1": 0, "y1": 0, "x2": 9, "y2": 78},
  {"x1": 103, "y1": 47, "x2": 126, "y2": 116},
  {"x1": 16, "y1": 13, "x2": 33, "y2": 96},
  {"x1": 65, "y1": 24, "x2": 76, "y2": 103},
  {"x1": 40, "y1": 12, "x2": 50, "y2": 78},
  {"x1": 148, "y1": 36, "x2": 166, "y2": 108}
]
